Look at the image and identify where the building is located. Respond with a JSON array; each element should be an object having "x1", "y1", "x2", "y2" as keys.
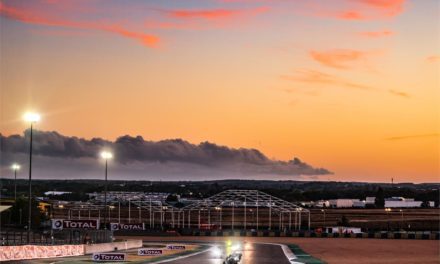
[
  {"x1": 329, "y1": 199, "x2": 359, "y2": 208},
  {"x1": 313, "y1": 200, "x2": 330, "y2": 208},
  {"x1": 44, "y1": 191, "x2": 72, "y2": 196},
  {"x1": 87, "y1": 192, "x2": 171, "y2": 203},
  {"x1": 352, "y1": 200, "x2": 366, "y2": 208},
  {"x1": 365, "y1": 197, "x2": 376, "y2": 205},
  {"x1": 384, "y1": 197, "x2": 422, "y2": 208}
]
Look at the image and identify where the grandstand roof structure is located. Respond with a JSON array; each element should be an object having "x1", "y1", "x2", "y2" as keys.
[
  {"x1": 181, "y1": 189, "x2": 309, "y2": 213},
  {"x1": 180, "y1": 189, "x2": 310, "y2": 230}
]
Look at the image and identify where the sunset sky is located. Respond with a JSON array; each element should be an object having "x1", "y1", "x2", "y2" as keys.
[{"x1": 0, "y1": 0, "x2": 438, "y2": 183}]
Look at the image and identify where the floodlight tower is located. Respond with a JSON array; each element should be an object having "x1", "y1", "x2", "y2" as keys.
[
  {"x1": 101, "y1": 151, "x2": 113, "y2": 229},
  {"x1": 23, "y1": 112, "x2": 40, "y2": 243},
  {"x1": 11, "y1": 164, "x2": 20, "y2": 201}
]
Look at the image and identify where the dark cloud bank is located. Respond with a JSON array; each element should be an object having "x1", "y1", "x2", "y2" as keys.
[{"x1": 0, "y1": 130, "x2": 331, "y2": 180}]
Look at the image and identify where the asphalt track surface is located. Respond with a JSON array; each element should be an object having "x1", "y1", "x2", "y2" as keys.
[
  {"x1": 166, "y1": 243, "x2": 290, "y2": 264},
  {"x1": 5, "y1": 243, "x2": 290, "y2": 264}
]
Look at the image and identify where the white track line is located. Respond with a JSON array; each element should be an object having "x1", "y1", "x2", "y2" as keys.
[{"x1": 259, "y1": 242, "x2": 303, "y2": 264}]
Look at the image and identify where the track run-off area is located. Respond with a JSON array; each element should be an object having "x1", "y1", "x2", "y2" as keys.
[
  {"x1": 134, "y1": 236, "x2": 439, "y2": 264},
  {"x1": 5, "y1": 236, "x2": 439, "y2": 264}
]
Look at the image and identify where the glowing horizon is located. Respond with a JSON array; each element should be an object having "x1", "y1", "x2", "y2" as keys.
[{"x1": 0, "y1": 0, "x2": 438, "y2": 183}]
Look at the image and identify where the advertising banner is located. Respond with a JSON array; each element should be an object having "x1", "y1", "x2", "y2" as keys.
[
  {"x1": 138, "y1": 248, "x2": 163, "y2": 256},
  {"x1": 166, "y1": 245, "x2": 186, "y2": 250},
  {"x1": 92, "y1": 253, "x2": 126, "y2": 262},
  {"x1": 110, "y1": 222, "x2": 145, "y2": 231},
  {"x1": 52, "y1": 219, "x2": 100, "y2": 230}
]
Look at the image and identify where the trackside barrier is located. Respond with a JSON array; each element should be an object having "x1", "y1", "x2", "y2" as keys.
[
  {"x1": 0, "y1": 240, "x2": 142, "y2": 262},
  {"x1": 0, "y1": 244, "x2": 84, "y2": 261},
  {"x1": 182, "y1": 230, "x2": 439, "y2": 240},
  {"x1": 84, "y1": 240, "x2": 142, "y2": 254}
]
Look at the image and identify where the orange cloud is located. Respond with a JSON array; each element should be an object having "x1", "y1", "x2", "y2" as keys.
[
  {"x1": 316, "y1": 0, "x2": 407, "y2": 21},
  {"x1": 168, "y1": 9, "x2": 239, "y2": 19},
  {"x1": 0, "y1": 2, "x2": 159, "y2": 47},
  {"x1": 359, "y1": 30, "x2": 394, "y2": 38},
  {"x1": 386, "y1": 133, "x2": 439, "y2": 141},
  {"x1": 427, "y1": 56, "x2": 439, "y2": 63},
  {"x1": 309, "y1": 49, "x2": 370, "y2": 69},
  {"x1": 337, "y1": 10, "x2": 366, "y2": 20},
  {"x1": 389, "y1": 89, "x2": 410, "y2": 98},
  {"x1": 356, "y1": 0, "x2": 406, "y2": 16},
  {"x1": 281, "y1": 69, "x2": 372, "y2": 90},
  {"x1": 103, "y1": 25, "x2": 159, "y2": 47},
  {"x1": 166, "y1": 6, "x2": 269, "y2": 20},
  {"x1": 147, "y1": 6, "x2": 269, "y2": 30}
]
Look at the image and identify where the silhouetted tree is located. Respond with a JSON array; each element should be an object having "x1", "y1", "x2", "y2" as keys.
[
  {"x1": 1, "y1": 198, "x2": 46, "y2": 228},
  {"x1": 166, "y1": 194, "x2": 179, "y2": 203},
  {"x1": 375, "y1": 187, "x2": 385, "y2": 208}
]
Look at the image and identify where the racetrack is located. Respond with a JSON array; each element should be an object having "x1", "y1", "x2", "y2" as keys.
[
  {"x1": 165, "y1": 243, "x2": 290, "y2": 264},
  {"x1": 125, "y1": 236, "x2": 440, "y2": 264}
]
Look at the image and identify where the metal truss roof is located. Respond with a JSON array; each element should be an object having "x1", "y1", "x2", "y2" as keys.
[
  {"x1": 129, "y1": 200, "x2": 172, "y2": 211},
  {"x1": 67, "y1": 200, "x2": 168, "y2": 212},
  {"x1": 181, "y1": 189, "x2": 308, "y2": 213}
]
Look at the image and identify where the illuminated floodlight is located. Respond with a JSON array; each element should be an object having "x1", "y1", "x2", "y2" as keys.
[
  {"x1": 11, "y1": 164, "x2": 20, "y2": 170},
  {"x1": 23, "y1": 112, "x2": 41, "y2": 123},
  {"x1": 100, "y1": 151, "x2": 113, "y2": 160}
]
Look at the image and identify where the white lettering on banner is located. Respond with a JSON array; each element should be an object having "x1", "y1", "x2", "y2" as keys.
[
  {"x1": 138, "y1": 248, "x2": 163, "y2": 256},
  {"x1": 166, "y1": 245, "x2": 186, "y2": 250},
  {"x1": 64, "y1": 220, "x2": 98, "y2": 229},
  {"x1": 110, "y1": 223, "x2": 145, "y2": 231},
  {"x1": 92, "y1": 253, "x2": 126, "y2": 262},
  {"x1": 52, "y1": 219, "x2": 99, "y2": 230}
]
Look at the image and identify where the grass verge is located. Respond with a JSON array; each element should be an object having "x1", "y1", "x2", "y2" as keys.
[{"x1": 288, "y1": 244, "x2": 326, "y2": 264}]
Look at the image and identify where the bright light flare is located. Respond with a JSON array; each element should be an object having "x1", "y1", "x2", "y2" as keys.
[
  {"x1": 23, "y1": 112, "x2": 41, "y2": 123},
  {"x1": 244, "y1": 243, "x2": 252, "y2": 250},
  {"x1": 100, "y1": 151, "x2": 113, "y2": 159},
  {"x1": 211, "y1": 246, "x2": 222, "y2": 257},
  {"x1": 231, "y1": 244, "x2": 241, "y2": 251},
  {"x1": 11, "y1": 164, "x2": 20, "y2": 170}
]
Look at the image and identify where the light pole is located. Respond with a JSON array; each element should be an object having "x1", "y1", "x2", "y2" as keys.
[
  {"x1": 215, "y1": 206, "x2": 222, "y2": 229},
  {"x1": 399, "y1": 209, "x2": 404, "y2": 230},
  {"x1": 24, "y1": 112, "x2": 40, "y2": 244},
  {"x1": 231, "y1": 202, "x2": 235, "y2": 231},
  {"x1": 321, "y1": 209, "x2": 326, "y2": 228},
  {"x1": 118, "y1": 201, "x2": 121, "y2": 224},
  {"x1": 385, "y1": 208, "x2": 392, "y2": 231},
  {"x1": 11, "y1": 164, "x2": 20, "y2": 201},
  {"x1": 100, "y1": 151, "x2": 113, "y2": 229},
  {"x1": 109, "y1": 205, "x2": 115, "y2": 222}
]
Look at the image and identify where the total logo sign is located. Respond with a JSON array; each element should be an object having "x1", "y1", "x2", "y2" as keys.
[
  {"x1": 52, "y1": 219, "x2": 64, "y2": 230},
  {"x1": 52, "y1": 219, "x2": 100, "y2": 230},
  {"x1": 110, "y1": 223, "x2": 145, "y2": 231},
  {"x1": 166, "y1": 244, "x2": 186, "y2": 250},
  {"x1": 92, "y1": 253, "x2": 126, "y2": 262},
  {"x1": 138, "y1": 248, "x2": 163, "y2": 256}
]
